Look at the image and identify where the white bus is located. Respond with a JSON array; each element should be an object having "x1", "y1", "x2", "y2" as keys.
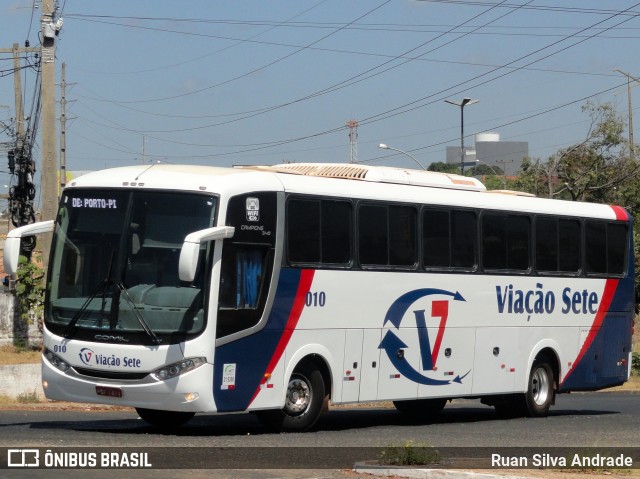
[{"x1": 5, "y1": 163, "x2": 634, "y2": 431}]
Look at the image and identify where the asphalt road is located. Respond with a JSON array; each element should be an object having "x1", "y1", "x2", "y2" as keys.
[{"x1": 1, "y1": 392, "x2": 638, "y2": 478}]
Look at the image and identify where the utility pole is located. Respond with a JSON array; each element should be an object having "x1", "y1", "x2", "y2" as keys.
[
  {"x1": 346, "y1": 119, "x2": 358, "y2": 164},
  {"x1": 12, "y1": 44, "x2": 25, "y2": 145},
  {"x1": 60, "y1": 62, "x2": 67, "y2": 191},
  {"x1": 39, "y1": 0, "x2": 62, "y2": 264},
  {"x1": 2, "y1": 43, "x2": 38, "y2": 258},
  {"x1": 613, "y1": 69, "x2": 638, "y2": 162}
]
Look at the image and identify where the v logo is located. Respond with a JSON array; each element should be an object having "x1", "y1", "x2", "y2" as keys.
[{"x1": 414, "y1": 300, "x2": 449, "y2": 371}]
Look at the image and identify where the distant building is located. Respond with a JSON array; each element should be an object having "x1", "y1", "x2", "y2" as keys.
[{"x1": 446, "y1": 132, "x2": 528, "y2": 176}]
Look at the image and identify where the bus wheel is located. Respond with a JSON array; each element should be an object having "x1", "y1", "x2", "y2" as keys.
[
  {"x1": 393, "y1": 398, "x2": 447, "y2": 416},
  {"x1": 135, "y1": 408, "x2": 195, "y2": 428},
  {"x1": 256, "y1": 363, "x2": 325, "y2": 432},
  {"x1": 523, "y1": 358, "x2": 554, "y2": 417}
]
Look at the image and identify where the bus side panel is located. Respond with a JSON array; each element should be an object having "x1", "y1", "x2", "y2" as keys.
[
  {"x1": 472, "y1": 327, "x2": 517, "y2": 395},
  {"x1": 212, "y1": 268, "x2": 311, "y2": 412},
  {"x1": 560, "y1": 312, "x2": 632, "y2": 391},
  {"x1": 560, "y1": 271, "x2": 634, "y2": 391}
]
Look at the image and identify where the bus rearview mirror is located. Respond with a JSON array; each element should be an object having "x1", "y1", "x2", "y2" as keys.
[{"x1": 178, "y1": 226, "x2": 235, "y2": 282}]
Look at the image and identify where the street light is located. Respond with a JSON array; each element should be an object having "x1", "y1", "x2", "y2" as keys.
[
  {"x1": 378, "y1": 143, "x2": 426, "y2": 170},
  {"x1": 445, "y1": 97, "x2": 479, "y2": 175}
]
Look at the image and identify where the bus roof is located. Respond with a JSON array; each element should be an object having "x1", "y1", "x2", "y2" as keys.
[{"x1": 67, "y1": 163, "x2": 626, "y2": 221}]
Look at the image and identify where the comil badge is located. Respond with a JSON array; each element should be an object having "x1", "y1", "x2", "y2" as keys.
[{"x1": 246, "y1": 197, "x2": 260, "y2": 222}]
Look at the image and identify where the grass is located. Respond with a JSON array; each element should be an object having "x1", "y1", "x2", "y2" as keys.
[
  {"x1": 0, "y1": 344, "x2": 42, "y2": 365},
  {"x1": 378, "y1": 441, "x2": 440, "y2": 466},
  {"x1": 16, "y1": 390, "x2": 41, "y2": 404}
]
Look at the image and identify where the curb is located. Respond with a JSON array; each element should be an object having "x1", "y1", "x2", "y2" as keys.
[{"x1": 354, "y1": 466, "x2": 533, "y2": 479}]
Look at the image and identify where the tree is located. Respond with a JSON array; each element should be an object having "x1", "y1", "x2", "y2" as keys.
[
  {"x1": 515, "y1": 102, "x2": 636, "y2": 202},
  {"x1": 427, "y1": 161, "x2": 459, "y2": 173},
  {"x1": 14, "y1": 255, "x2": 45, "y2": 348},
  {"x1": 513, "y1": 101, "x2": 640, "y2": 306},
  {"x1": 467, "y1": 164, "x2": 503, "y2": 176}
]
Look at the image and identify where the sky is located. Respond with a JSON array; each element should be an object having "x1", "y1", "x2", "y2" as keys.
[{"x1": 1, "y1": 1, "x2": 639, "y2": 205}]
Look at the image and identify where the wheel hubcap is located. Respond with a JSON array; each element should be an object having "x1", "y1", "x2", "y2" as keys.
[
  {"x1": 531, "y1": 367, "x2": 549, "y2": 406},
  {"x1": 284, "y1": 376, "x2": 311, "y2": 416}
]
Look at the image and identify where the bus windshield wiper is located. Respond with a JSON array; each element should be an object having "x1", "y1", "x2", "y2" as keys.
[
  {"x1": 62, "y1": 280, "x2": 110, "y2": 339},
  {"x1": 63, "y1": 250, "x2": 160, "y2": 344},
  {"x1": 116, "y1": 281, "x2": 161, "y2": 345},
  {"x1": 64, "y1": 247, "x2": 116, "y2": 339}
]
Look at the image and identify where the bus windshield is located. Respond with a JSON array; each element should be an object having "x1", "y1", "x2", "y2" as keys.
[{"x1": 46, "y1": 189, "x2": 217, "y2": 344}]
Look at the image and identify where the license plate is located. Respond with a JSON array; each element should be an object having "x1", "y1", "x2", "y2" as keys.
[{"x1": 96, "y1": 386, "x2": 123, "y2": 398}]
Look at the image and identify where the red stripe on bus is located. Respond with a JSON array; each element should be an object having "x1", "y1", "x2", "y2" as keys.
[
  {"x1": 249, "y1": 269, "x2": 315, "y2": 406},
  {"x1": 561, "y1": 278, "x2": 618, "y2": 385},
  {"x1": 610, "y1": 205, "x2": 628, "y2": 221}
]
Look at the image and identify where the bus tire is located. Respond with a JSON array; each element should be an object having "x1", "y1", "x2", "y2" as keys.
[
  {"x1": 135, "y1": 408, "x2": 195, "y2": 428},
  {"x1": 523, "y1": 358, "x2": 555, "y2": 417},
  {"x1": 393, "y1": 398, "x2": 447, "y2": 416},
  {"x1": 256, "y1": 363, "x2": 325, "y2": 432}
]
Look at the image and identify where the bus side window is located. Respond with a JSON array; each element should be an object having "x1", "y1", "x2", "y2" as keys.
[
  {"x1": 585, "y1": 221, "x2": 628, "y2": 276},
  {"x1": 219, "y1": 245, "x2": 267, "y2": 310},
  {"x1": 217, "y1": 244, "x2": 272, "y2": 338}
]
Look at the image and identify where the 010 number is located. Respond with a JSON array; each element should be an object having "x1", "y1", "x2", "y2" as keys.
[{"x1": 305, "y1": 291, "x2": 326, "y2": 307}]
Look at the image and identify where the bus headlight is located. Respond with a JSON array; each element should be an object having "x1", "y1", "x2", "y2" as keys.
[
  {"x1": 44, "y1": 349, "x2": 70, "y2": 372},
  {"x1": 151, "y1": 357, "x2": 206, "y2": 381}
]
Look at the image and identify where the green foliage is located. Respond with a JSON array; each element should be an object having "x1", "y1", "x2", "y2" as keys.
[
  {"x1": 379, "y1": 441, "x2": 440, "y2": 466},
  {"x1": 632, "y1": 352, "x2": 640, "y2": 376},
  {"x1": 427, "y1": 161, "x2": 460, "y2": 173},
  {"x1": 17, "y1": 390, "x2": 40, "y2": 404},
  {"x1": 14, "y1": 255, "x2": 46, "y2": 341},
  {"x1": 467, "y1": 164, "x2": 503, "y2": 176},
  {"x1": 511, "y1": 102, "x2": 640, "y2": 306}
]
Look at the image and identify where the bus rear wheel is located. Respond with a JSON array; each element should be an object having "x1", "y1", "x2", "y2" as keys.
[
  {"x1": 523, "y1": 358, "x2": 554, "y2": 417},
  {"x1": 393, "y1": 398, "x2": 447, "y2": 416},
  {"x1": 256, "y1": 363, "x2": 325, "y2": 432},
  {"x1": 494, "y1": 358, "x2": 555, "y2": 418},
  {"x1": 136, "y1": 408, "x2": 195, "y2": 428}
]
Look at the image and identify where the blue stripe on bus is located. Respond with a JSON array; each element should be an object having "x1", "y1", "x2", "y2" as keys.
[{"x1": 212, "y1": 268, "x2": 303, "y2": 412}]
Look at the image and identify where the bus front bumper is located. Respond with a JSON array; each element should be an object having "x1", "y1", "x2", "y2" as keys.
[{"x1": 41, "y1": 359, "x2": 217, "y2": 413}]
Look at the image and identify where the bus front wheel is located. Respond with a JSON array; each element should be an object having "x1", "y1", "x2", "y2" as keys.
[
  {"x1": 256, "y1": 363, "x2": 326, "y2": 432},
  {"x1": 136, "y1": 408, "x2": 195, "y2": 428}
]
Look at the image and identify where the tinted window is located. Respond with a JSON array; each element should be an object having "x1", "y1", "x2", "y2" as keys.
[
  {"x1": 535, "y1": 217, "x2": 557, "y2": 272},
  {"x1": 423, "y1": 208, "x2": 475, "y2": 269},
  {"x1": 451, "y1": 210, "x2": 476, "y2": 268},
  {"x1": 586, "y1": 221, "x2": 627, "y2": 276},
  {"x1": 483, "y1": 213, "x2": 530, "y2": 271},
  {"x1": 288, "y1": 199, "x2": 320, "y2": 263},
  {"x1": 322, "y1": 200, "x2": 352, "y2": 264},
  {"x1": 423, "y1": 209, "x2": 449, "y2": 267},
  {"x1": 287, "y1": 197, "x2": 352, "y2": 266},
  {"x1": 389, "y1": 206, "x2": 417, "y2": 266},
  {"x1": 359, "y1": 203, "x2": 416, "y2": 267},
  {"x1": 585, "y1": 222, "x2": 606, "y2": 274},
  {"x1": 358, "y1": 204, "x2": 388, "y2": 265},
  {"x1": 608, "y1": 223, "x2": 627, "y2": 275},
  {"x1": 558, "y1": 219, "x2": 581, "y2": 272}
]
